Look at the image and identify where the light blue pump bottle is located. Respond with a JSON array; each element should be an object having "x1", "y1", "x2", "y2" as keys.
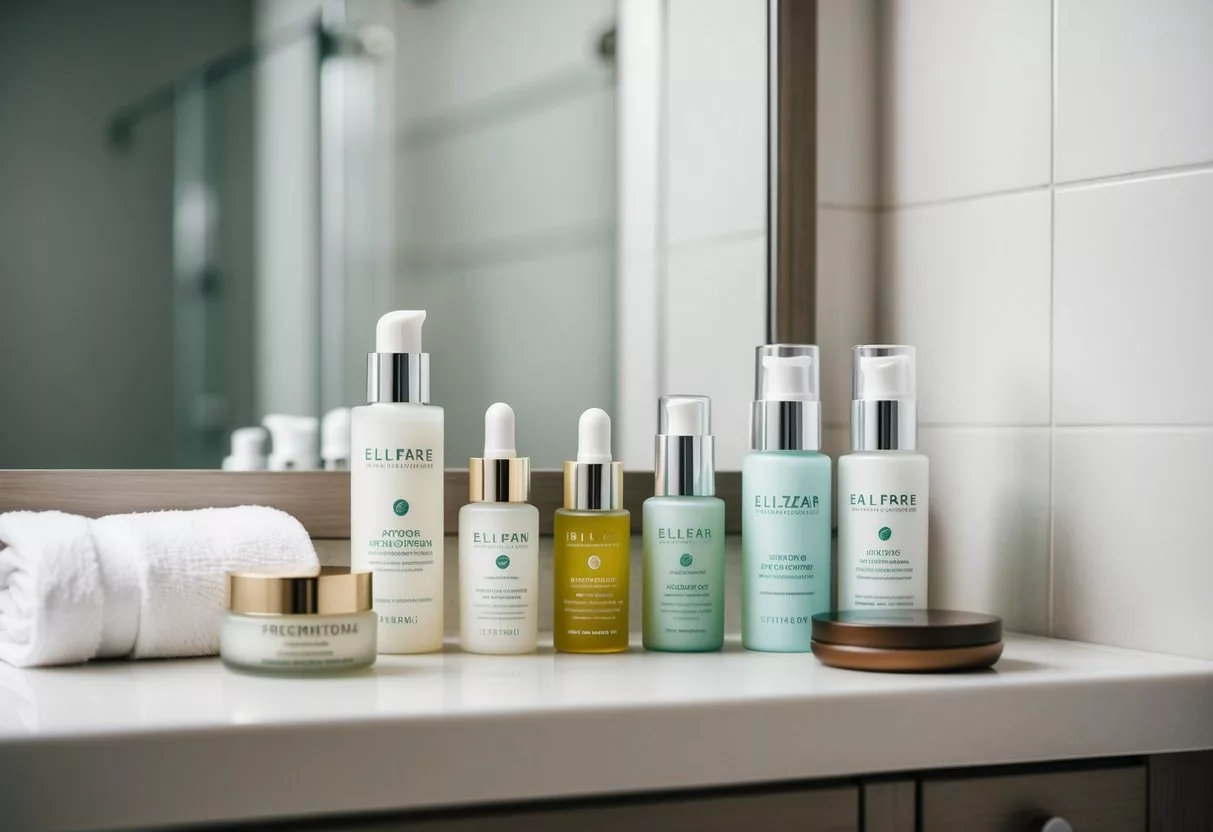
[
  {"x1": 643, "y1": 396, "x2": 726, "y2": 652},
  {"x1": 741, "y1": 345, "x2": 832, "y2": 652}
]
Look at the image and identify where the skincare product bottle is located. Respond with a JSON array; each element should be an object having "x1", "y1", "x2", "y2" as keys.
[
  {"x1": 262, "y1": 414, "x2": 319, "y2": 470},
  {"x1": 459, "y1": 403, "x2": 539, "y2": 654},
  {"x1": 321, "y1": 407, "x2": 352, "y2": 470},
  {"x1": 642, "y1": 396, "x2": 725, "y2": 652},
  {"x1": 741, "y1": 345, "x2": 832, "y2": 653},
  {"x1": 553, "y1": 408, "x2": 630, "y2": 653},
  {"x1": 838, "y1": 345, "x2": 929, "y2": 609},
  {"x1": 222, "y1": 568, "x2": 376, "y2": 674},
  {"x1": 350, "y1": 310, "x2": 445, "y2": 654},
  {"x1": 222, "y1": 426, "x2": 268, "y2": 471}
]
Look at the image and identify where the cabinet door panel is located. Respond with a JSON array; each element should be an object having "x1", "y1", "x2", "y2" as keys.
[{"x1": 920, "y1": 763, "x2": 1145, "y2": 832}]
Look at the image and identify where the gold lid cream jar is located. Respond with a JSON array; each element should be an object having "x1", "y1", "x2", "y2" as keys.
[{"x1": 222, "y1": 568, "x2": 376, "y2": 674}]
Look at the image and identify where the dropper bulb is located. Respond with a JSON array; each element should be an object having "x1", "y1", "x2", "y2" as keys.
[
  {"x1": 576, "y1": 408, "x2": 613, "y2": 464},
  {"x1": 483, "y1": 402, "x2": 517, "y2": 459}
]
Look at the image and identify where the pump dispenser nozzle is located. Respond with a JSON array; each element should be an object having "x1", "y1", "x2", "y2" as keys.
[
  {"x1": 222, "y1": 426, "x2": 268, "y2": 471},
  {"x1": 367, "y1": 310, "x2": 430, "y2": 404},
  {"x1": 376, "y1": 310, "x2": 425, "y2": 353},
  {"x1": 469, "y1": 403, "x2": 530, "y2": 502},
  {"x1": 751, "y1": 345, "x2": 822, "y2": 451},
  {"x1": 851, "y1": 345, "x2": 917, "y2": 450},
  {"x1": 656, "y1": 395, "x2": 715, "y2": 496},
  {"x1": 262, "y1": 414, "x2": 319, "y2": 471},
  {"x1": 564, "y1": 408, "x2": 623, "y2": 510}
]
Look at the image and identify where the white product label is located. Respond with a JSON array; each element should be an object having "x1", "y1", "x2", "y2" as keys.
[
  {"x1": 350, "y1": 406, "x2": 445, "y2": 653},
  {"x1": 838, "y1": 454, "x2": 930, "y2": 609},
  {"x1": 220, "y1": 613, "x2": 376, "y2": 671},
  {"x1": 458, "y1": 507, "x2": 539, "y2": 653}
]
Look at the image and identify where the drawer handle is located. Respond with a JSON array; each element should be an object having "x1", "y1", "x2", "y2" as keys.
[{"x1": 1029, "y1": 818, "x2": 1073, "y2": 832}]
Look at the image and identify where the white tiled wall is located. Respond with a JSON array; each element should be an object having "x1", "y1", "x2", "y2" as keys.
[{"x1": 875, "y1": 0, "x2": 1213, "y2": 656}]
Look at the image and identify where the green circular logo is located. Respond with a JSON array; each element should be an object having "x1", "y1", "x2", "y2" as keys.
[
  {"x1": 679, "y1": 553, "x2": 694, "y2": 567},
  {"x1": 878, "y1": 527, "x2": 892, "y2": 541},
  {"x1": 495, "y1": 555, "x2": 510, "y2": 570},
  {"x1": 392, "y1": 499, "x2": 410, "y2": 517}
]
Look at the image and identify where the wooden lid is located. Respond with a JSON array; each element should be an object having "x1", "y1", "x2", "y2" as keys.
[{"x1": 811, "y1": 609, "x2": 1002, "y2": 650}]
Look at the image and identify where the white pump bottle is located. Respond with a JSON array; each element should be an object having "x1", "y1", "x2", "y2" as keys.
[
  {"x1": 837, "y1": 345, "x2": 929, "y2": 610},
  {"x1": 351, "y1": 310, "x2": 445, "y2": 654},
  {"x1": 458, "y1": 403, "x2": 540, "y2": 654}
]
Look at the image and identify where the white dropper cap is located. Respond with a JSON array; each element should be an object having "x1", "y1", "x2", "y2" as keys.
[
  {"x1": 321, "y1": 407, "x2": 352, "y2": 469},
  {"x1": 376, "y1": 310, "x2": 425, "y2": 354},
  {"x1": 262, "y1": 414, "x2": 320, "y2": 471},
  {"x1": 483, "y1": 402, "x2": 517, "y2": 459},
  {"x1": 222, "y1": 427, "x2": 268, "y2": 471},
  {"x1": 763, "y1": 355, "x2": 817, "y2": 401},
  {"x1": 576, "y1": 408, "x2": 613, "y2": 464}
]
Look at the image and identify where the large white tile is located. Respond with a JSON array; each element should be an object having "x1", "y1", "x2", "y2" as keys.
[
  {"x1": 818, "y1": 0, "x2": 878, "y2": 207},
  {"x1": 1056, "y1": 0, "x2": 1213, "y2": 182},
  {"x1": 664, "y1": 235, "x2": 768, "y2": 470},
  {"x1": 817, "y1": 208, "x2": 877, "y2": 426},
  {"x1": 918, "y1": 428, "x2": 1052, "y2": 634},
  {"x1": 1054, "y1": 171, "x2": 1213, "y2": 425},
  {"x1": 666, "y1": 0, "x2": 767, "y2": 246},
  {"x1": 395, "y1": 0, "x2": 615, "y2": 123},
  {"x1": 880, "y1": 191, "x2": 1052, "y2": 425},
  {"x1": 879, "y1": 0, "x2": 1051, "y2": 205},
  {"x1": 399, "y1": 245, "x2": 615, "y2": 470},
  {"x1": 1053, "y1": 429, "x2": 1213, "y2": 660},
  {"x1": 402, "y1": 86, "x2": 615, "y2": 255}
]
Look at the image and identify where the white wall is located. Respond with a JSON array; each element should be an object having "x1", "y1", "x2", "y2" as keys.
[
  {"x1": 874, "y1": 0, "x2": 1213, "y2": 658},
  {"x1": 617, "y1": 0, "x2": 770, "y2": 472},
  {"x1": 393, "y1": 0, "x2": 617, "y2": 469}
]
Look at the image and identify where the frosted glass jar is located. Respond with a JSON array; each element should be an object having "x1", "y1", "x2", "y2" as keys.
[{"x1": 222, "y1": 568, "x2": 376, "y2": 674}]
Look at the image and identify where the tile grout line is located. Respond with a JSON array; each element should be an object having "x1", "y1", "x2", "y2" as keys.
[
  {"x1": 873, "y1": 160, "x2": 1213, "y2": 214},
  {"x1": 1048, "y1": 0, "x2": 1059, "y2": 638}
]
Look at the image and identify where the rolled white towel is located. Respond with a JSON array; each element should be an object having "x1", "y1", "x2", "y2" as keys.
[{"x1": 0, "y1": 507, "x2": 318, "y2": 667}]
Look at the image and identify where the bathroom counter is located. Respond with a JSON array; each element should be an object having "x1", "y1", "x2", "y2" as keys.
[{"x1": 1, "y1": 634, "x2": 1212, "y2": 830}]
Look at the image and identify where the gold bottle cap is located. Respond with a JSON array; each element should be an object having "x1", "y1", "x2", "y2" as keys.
[
  {"x1": 227, "y1": 567, "x2": 372, "y2": 615},
  {"x1": 469, "y1": 457, "x2": 531, "y2": 502}
]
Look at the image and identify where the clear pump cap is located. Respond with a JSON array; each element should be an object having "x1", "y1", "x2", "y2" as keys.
[
  {"x1": 755, "y1": 344, "x2": 820, "y2": 402},
  {"x1": 853, "y1": 345, "x2": 916, "y2": 401}
]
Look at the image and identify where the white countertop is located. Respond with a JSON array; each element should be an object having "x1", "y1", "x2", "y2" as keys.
[{"x1": 2, "y1": 634, "x2": 1212, "y2": 830}]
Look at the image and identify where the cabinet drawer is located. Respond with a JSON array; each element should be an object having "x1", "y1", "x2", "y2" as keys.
[
  {"x1": 920, "y1": 762, "x2": 1146, "y2": 832},
  {"x1": 301, "y1": 785, "x2": 860, "y2": 831}
]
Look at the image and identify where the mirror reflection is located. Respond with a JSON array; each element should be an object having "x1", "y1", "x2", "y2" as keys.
[{"x1": 0, "y1": 0, "x2": 781, "y2": 471}]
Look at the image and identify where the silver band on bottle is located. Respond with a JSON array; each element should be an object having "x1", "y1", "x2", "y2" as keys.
[
  {"x1": 655, "y1": 435, "x2": 715, "y2": 496},
  {"x1": 750, "y1": 400, "x2": 822, "y2": 451},
  {"x1": 366, "y1": 353, "x2": 429, "y2": 404},
  {"x1": 851, "y1": 400, "x2": 917, "y2": 451},
  {"x1": 469, "y1": 457, "x2": 531, "y2": 503},
  {"x1": 563, "y1": 461, "x2": 623, "y2": 510}
]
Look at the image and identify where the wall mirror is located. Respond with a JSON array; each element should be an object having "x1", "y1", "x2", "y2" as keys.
[{"x1": 0, "y1": 0, "x2": 824, "y2": 476}]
